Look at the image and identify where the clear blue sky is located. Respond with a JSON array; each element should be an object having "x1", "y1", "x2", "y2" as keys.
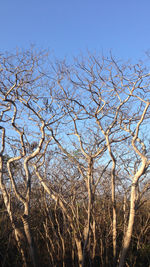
[{"x1": 1, "y1": 0, "x2": 150, "y2": 61}]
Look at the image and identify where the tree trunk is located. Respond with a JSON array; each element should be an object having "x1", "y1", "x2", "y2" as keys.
[
  {"x1": 75, "y1": 237, "x2": 83, "y2": 267},
  {"x1": 0, "y1": 156, "x2": 27, "y2": 266},
  {"x1": 22, "y1": 215, "x2": 38, "y2": 267},
  {"x1": 119, "y1": 184, "x2": 136, "y2": 267}
]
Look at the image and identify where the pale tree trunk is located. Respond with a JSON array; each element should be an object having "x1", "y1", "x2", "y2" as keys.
[
  {"x1": 0, "y1": 129, "x2": 27, "y2": 266},
  {"x1": 123, "y1": 194, "x2": 127, "y2": 236},
  {"x1": 105, "y1": 135, "x2": 117, "y2": 266},
  {"x1": 91, "y1": 219, "x2": 96, "y2": 261},
  {"x1": 82, "y1": 158, "x2": 93, "y2": 267},
  {"x1": 119, "y1": 158, "x2": 149, "y2": 267},
  {"x1": 0, "y1": 173, "x2": 27, "y2": 266},
  {"x1": 54, "y1": 204, "x2": 65, "y2": 267},
  {"x1": 13, "y1": 227, "x2": 27, "y2": 267},
  {"x1": 71, "y1": 237, "x2": 75, "y2": 267},
  {"x1": 22, "y1": 213, "x2": 38, "y2": 267},
  {"x1": 75, "y1": 237, "x2": 83, "y2": 267},
  {"x1": 1, "y1": 100, "x2": 43, "y2": 267},
  {"x1": 20, "y1": 122, "x2": 46, "y2": 267},
  {"x1": 119, "y1": 183, "x2": 136, "y2": 267},
  {"x1": 22, "y1": 159, "x2": 39, "y2": 267},
  {"x1": 7, "y1": 155, "x2": 38, "y2": 267},
  {"x1": 111, "y1": 161, "x2": 117, "y2": 266},
  {"x1": 119, "y1": 102, "x2": 150, "y2": 267}
]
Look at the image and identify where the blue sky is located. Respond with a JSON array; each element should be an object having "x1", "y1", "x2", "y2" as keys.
[{"x1": 1, "y1": 0, "x2": 150, "y2": 61}]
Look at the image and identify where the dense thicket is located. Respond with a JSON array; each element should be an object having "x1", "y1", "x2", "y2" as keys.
[{"x1": 0, "y1": 49, "x2": 150, "y2": 267}]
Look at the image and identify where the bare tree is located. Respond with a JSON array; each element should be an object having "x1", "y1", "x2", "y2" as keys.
[
  {"x1": 49, "y1": 54, "x2": 150, "y2": 266},
  {"x1": 1, "y1": 49, "x2": 150, "y2": 267},
  {"x1": 0, "y1": 49, "x2": 53, "y2": 266}
]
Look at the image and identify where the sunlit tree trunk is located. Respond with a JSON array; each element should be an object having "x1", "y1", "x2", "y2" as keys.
[
  {"x1": 75, "y1": 236, "x2": 83, "y2": 267},
  {"x1": 119, "y1": 102, "x2": 150, "y2": 267},
  {"x1": 0, "y1": 129, "x2": 27, "y2": 266}
]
